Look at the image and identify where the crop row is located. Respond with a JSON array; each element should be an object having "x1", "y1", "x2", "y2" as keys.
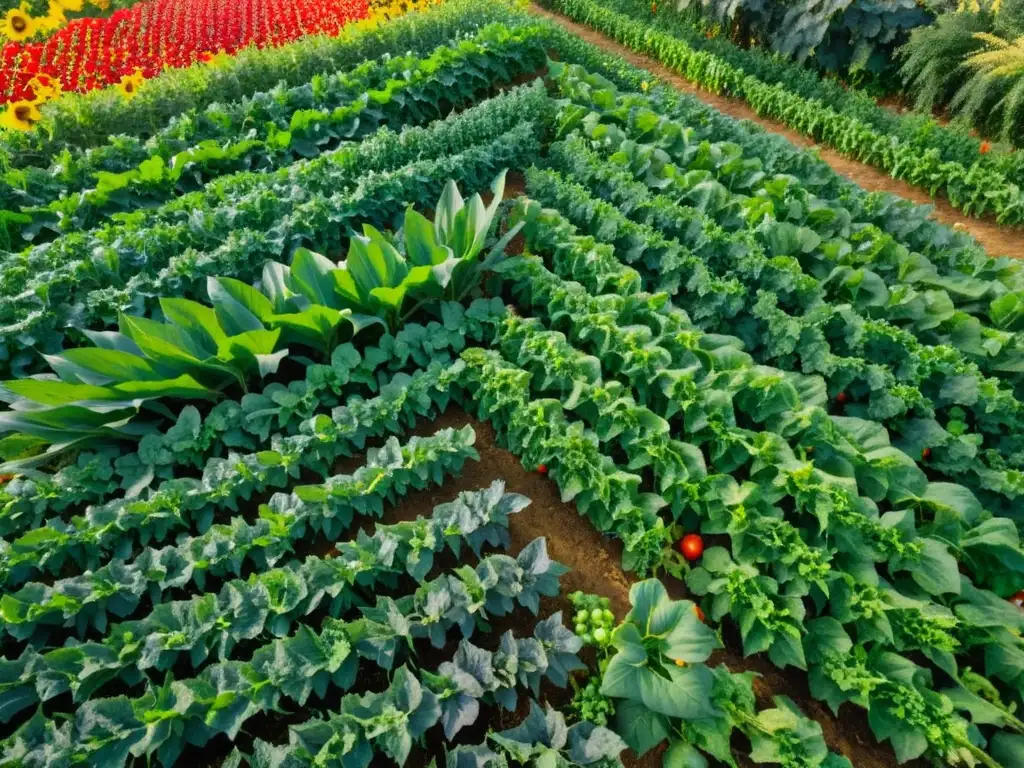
[
  {"x1": 539, "y1": 63, "x2": 1024, "y2": 519},
  {"x1": 523, "y1": 157, "x2": 1024, "y2": 516},
  {"x1": 0, "y1": 0, "x2": 522, "y2": 161},
  {"x1": 540, "y1": 0, "x2": 1024, "y2": 226},
  {"x1": 2, "y1": 21, "x2": 548, "y2": 239},
  {"x1": 548, "y1": 62, "x2": 1024, "y2": 397},
  {"x1": 0, "y1": 81, "x2": 549, "y2": 376},
  {"x1": 499, "y1": 217, "x2": 1020, "y2": 612},
  {"x1": 591, "y1": 0, "x2": 1024, "y2": 191},
  {"x1": 0, "y1": 425, "x2": 476, "y2": 644}
]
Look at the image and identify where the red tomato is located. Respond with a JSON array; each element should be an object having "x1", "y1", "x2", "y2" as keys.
[
  {"x1": 679, "y1": 534, "x2": 704, "y2": 562},
  {"x1": 981, "y1": 141, "x2": 992, "y2": 155},
  {"x1": 921, "y1": 448, "x2": 932, "y2": 461},
  {"x1": 835, "y1": 392, "x2": 848, "y2": 405},
  {"x1": 536, "y1": 464, "x2": 548, "y2": 474},
  {"x1": 0, "y1": 474, "x2": 13, "y2": 485},
  {"x1": 1010, "y1": 590, "x2": 1024, "y2": 609},
  {"x1": 692, "y1": 604, "x2": 705, "y2": 622}
]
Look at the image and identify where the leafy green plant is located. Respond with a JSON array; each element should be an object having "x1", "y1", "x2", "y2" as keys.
[
  {"x1": 573, "y1": 580, "x2": 852, "y2": 767},
  {"x1": 260, "y1": 170, "x2": 520, "y2": 333},
  {"x1": 440, "y1": 700, "x2": 628, "y2": 767},
  {"x1": 0, "y1": 294, "x2": 294, "y2": 472}
]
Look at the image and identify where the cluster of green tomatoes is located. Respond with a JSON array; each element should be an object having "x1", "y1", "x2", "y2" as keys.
[
  {"x1": 571, "y1": 593, "x2": 615, "y2": 648},
  {"x1": 568, "y1": 591, "x2": 617, "y2": 726}
]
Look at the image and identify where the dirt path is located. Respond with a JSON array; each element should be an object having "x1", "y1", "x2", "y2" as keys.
[
  {"x1": 529, "y1": 4, "x2": 1023, "y2": 260},
  {"x1": 384, "y1": 409, "x2": 910, "y2": 768}
]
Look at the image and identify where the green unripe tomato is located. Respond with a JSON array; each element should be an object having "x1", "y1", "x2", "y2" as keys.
[
  {"x1": 590, "y1": 608, "x2": 603, "y2": 621},
  {"x1": 575, "y1": 610, "x2": 588, "y2": 623},
  {"x1": 602, "y1": 609, "x2": 614, "y2": 622},
  {"x1": 575, "y1": 623, "x2": 588, "y2": 635},
  {"x1": 593, "y1": 627, "x2": 608, "y2": 642},
  {"x1": 581, "y1": 633, "x2": 593, "y2": 644}
]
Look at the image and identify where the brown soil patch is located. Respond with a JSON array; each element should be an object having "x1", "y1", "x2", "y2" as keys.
[
  {"x1": 379, "y1": 408, "x2": 909, "y2": 768},
  {"x1": 529, "y1": 4, "x2": 1023, "y2": 260}
]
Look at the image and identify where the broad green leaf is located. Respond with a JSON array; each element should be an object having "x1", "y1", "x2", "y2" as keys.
[
  {"x1": 612, "y1": 699, "x2": 670, "y2": 756},
  {"x1": 208, "y1": 277, "x2": 274, "y2": 334},
  {"x1": 261, "y1": 262, "x2": 295, "y2": 312},
  {"x1": 291, "y1": 247, "x2": 339, "y2": 307},
  {"x1": 45, "y1": 348, "x2": 170, "y2": 384},
  {"x1": 911, "y1": 538, "x2": 962, "y2": 596},
  {"x1": 160, "y1": 297, "x2": 230, "y2": 352},
  {"x1": 664, "y1": 740, "x2": 708, "y2": 768},
  {"x1": 404, "y1": 208, "x2": 442, "y2": 266},
  {"x1": 119, "y1": 314, "x2": 205, "y2": 366}
]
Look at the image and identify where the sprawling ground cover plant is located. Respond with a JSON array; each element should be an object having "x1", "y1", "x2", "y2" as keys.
[
  {"x1": 491, "y1": 205, "x2": 1024, "y2": 765},
  {"x1": 570, "y1": 580, "x2": 859, "y2": 767},
  {"x1": 541, "y1": 0, "x2": 1024, "y2": 225},
  {"x1": 0, "y1": 0, "x2": 369, "y2": 105},
  {"x1": 0, "y1": 480, "x2": 580, "y2": 765}
]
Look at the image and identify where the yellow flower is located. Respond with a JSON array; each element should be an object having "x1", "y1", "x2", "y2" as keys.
[
  {"x1": 54, "y1": 0, "x2": 84, "y2": 10},
  {"x1": 641, "y1": 80, "x2": 650, "y2": 92},
  {"x1": 90, "y1": 0, "x2": 110, "y2": 9},
  {"x1": 116, "y1": 69, "x2": 145, "y2": 100},
  {"x1": 36, "y1": 2, "x2": 67, "y2": 32},
  {"x1": 28, "y1": 75, "x2": 61, "y2": 103},
  {"x1": 0, "y1": 7, "x2": 37, "y2": 41},
  {"x1": 0, "y1": 100, "x2": 42, "y2": 132}
]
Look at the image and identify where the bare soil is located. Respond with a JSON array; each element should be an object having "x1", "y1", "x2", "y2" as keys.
[{"x1": 528, "y1": 4, "x2": 1024, "y2": 260}]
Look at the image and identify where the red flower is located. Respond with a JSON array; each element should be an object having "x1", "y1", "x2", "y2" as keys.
[
  {"x1": 0, "y1": 0, "x2": 370, "y2": 104},
  {"x1": 980, "y1": 141, "x2": 992, "y2": 155}
]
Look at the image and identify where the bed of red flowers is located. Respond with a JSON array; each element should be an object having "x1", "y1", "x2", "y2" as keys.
[{"x1": 1, "y1": 0, "x2": 369, "y2": 104}]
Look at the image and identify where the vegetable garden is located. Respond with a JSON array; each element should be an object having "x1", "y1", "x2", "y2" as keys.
[{"x1": 2, "y1": 0, "x2": 1024, "y2": 766}]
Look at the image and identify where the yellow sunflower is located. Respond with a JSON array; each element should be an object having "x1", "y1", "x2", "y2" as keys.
[
  {"x1": 36, "y1": 2, "x2": 67, "y2": 33},
  {"x1": 0, "y1": 7, "x2": 37, "y2": 41},
  {"x1": 54, "y1": 0, "x2": 84, "y2": 10},
  {"x1": 116, "y1": 69, "x2": 145, "y2": 100},
  {"x1": 0, "y1": 101, "x2": 42, "y2": 132}
]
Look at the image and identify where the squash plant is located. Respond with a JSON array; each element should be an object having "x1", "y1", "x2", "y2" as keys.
[{"x1": 573, "y1": 580, "x2": 853, "y2": 767}]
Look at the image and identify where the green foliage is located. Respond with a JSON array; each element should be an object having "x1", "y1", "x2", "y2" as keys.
[
  {"x1": 667, "y1": 0, "x2": 931, "y2": 77},
  {"x1": 0, "y1": 481, "x2": 528, "y2": 724},
  {"x1": 901, "y1": 10, "x2": 992, "y2": 109},
  {"x1": 542, "y1": 0, "x2": 1024, "y2": 219},
  {"x1": 0, "y1": 0, "x2": 534, "y2": 160},
  {"x1": 0, "y1": 83, "x2": 549, "y2": 377},
  {"x1": 1, "y1": 23, "x2": 548, "y2": 242},
  {"x1": 261, "y1": 171, "x2": 518, "y2": 332},
  {"x1": 586, "y1": 580, "x2": 848, "y2": 767}
]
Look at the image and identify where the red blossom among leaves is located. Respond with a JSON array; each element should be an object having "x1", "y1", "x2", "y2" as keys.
[{"x1": 1, "y1": 0, "x2": 368, "y2": 104}]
